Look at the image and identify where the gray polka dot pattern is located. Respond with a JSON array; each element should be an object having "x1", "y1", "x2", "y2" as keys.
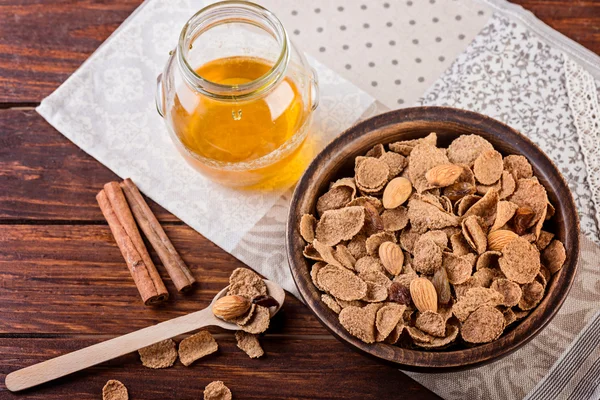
[{"x1": 258, "y1": 0, "x2": 491, "y2": 108}]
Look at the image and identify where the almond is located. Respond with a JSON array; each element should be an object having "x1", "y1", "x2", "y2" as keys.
[
  {"x1": 382, "y1": 177, "x2": 412, "y2": 209},
  {"x1": 425, "y1": 164, "x2": 463, "y2": 187},
  {"x1": 212, "y1": 295, "x2": 251, "y2": 320},
  {"x1": 488, "y1": 230, "x2": 519, "y2": 252},
  {"x1": 378, "y1": 241, "x2": 404, "y2": 276},
  {"x1": 409, "y1": 277, "x2": 438, "y2": 313}
]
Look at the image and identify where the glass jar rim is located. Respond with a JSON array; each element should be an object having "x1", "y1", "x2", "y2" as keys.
[{"x1": 177, "y1": 0, "x2": 290, "y2": 101}]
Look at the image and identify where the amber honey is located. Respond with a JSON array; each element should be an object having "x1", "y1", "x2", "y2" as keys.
[{"x1": 169, "y1": 56, "x2": 310, "y2": 187}]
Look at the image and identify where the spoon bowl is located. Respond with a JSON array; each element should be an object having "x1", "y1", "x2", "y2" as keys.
[{"x1": 6, "y1": 278, "x2": 285, "y2": 392}]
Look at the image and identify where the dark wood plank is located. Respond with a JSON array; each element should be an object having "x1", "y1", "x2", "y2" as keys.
[
  {"x1": 0, "y1": 337, "x2": 441, "y2": 399},
  {"x1": 0, "y1": 0, "x2": 143, "y2": 103},
  {"x1": 0, "y1": 109, "x2": 178, "y2": 221},
  {"x1": 0, "y1": 224, "x2": 323, "y2": 335},
  {"x1": 0, "y1": 0, "x2": 598, "y2": 103},
  {"x1": 512, "y1": 1, "x2": 600, "y2": 54}
]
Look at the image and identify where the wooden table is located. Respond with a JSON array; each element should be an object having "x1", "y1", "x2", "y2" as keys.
[{"x1": 0, "y1": 1, "x2": 598, "y2": 399}]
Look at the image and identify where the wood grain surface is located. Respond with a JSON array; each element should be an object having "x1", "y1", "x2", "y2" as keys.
[{"x1": 0, "y1": 0, "x2": 598, "y2": 398}]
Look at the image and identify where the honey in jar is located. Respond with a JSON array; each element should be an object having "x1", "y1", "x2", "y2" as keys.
[{"x1": 157, "y1": 2, "x2": 319, "y2": 188}]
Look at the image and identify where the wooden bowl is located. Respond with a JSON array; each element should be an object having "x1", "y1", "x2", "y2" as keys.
[{"x1": 286, "y1": 107, "x2": 580, "y2": 371}]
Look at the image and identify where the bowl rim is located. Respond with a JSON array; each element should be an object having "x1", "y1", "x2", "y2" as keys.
[{"x1": 286, "y1": 106, "x2": 580, "y2": 371}]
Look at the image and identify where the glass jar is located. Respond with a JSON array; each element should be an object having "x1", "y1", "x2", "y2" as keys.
[{"x1": 156, "y1": 1, "x2": 319, "y2": 188}]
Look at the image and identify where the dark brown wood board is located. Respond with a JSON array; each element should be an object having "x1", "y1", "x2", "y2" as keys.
[{"x1": 0, "y1": 0, "x2": 598, "y2": 398}]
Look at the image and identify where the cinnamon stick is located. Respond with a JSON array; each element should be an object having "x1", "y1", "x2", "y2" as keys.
[
  {"x1": 120, "y1": 178, "x2": 196, "y2": 292},
  {"x1": 97, "y1": 187, "x2": 168, "y2": 305}
]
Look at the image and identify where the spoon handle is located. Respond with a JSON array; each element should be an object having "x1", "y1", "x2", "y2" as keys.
[{"x1": 5, "y1": 308, "x2": 214, "y2": 392}]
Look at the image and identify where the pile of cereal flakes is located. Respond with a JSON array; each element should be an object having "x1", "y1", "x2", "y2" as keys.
[{"x1": 299, "y1": 133, "x2": 567, "y2": 348}]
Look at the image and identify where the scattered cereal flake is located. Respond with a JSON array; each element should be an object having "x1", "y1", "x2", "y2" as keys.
[
  {"x1": 462, "y1": 189, "x2": 499, "y2": 228},
  {"x1": 376, "y1": 303, "x2": 406, "y2": 341},
  {"x1": 336, "y1": 299, "x2": 366, "y2": 309},
  {"x1": 299, "y1": 214, "x2": 317, "y2": 243},
  {"x1": 384, "y1": 322, "x2": 405, "y2": 344},
  {"x1": 360, "y1": 270, "x2": 392, "y2": 302},
  {"x1": 407, "y1": 198, "x2": 460, "y2": 233},
  {"x1": 316, "y1": 264, "x2": 368, "y2": 301},
  {"x1": 503, "y1": 155, "x2": 533, "y2": 181},
  {"x1": 406, "y1": 326, "x2": 433, "y2": 343},
  {"x1": 365, "y1": 231, "x2": 396, "y2": 256},
  {"x1": 239, "y1": 305, "x2": 270, "y2": 334},
  {"x1": 354, "y1": 256, "x2": 386, "y2": 275},
  {"x1": 339, "y1": 303, "x2": 381, "y2": 343},
  {"x1": 476, "y1": 180, "x2": 501, "y2": 196},
  {"x1": 356, "y1": 157, "x2": 390, "y2": 191},
  {"x1": 499, "y1": 170, "x2": 516, "y2": 199},
  {"x1": 204, "y1": 381, "x2": 232, "y2": 400},
  {"x1": 235, "y1": 331, "x2": 264, "y2": 359},
  {"x1": 408, "y1": 143, "x2": 451, "y2": 193},
  {"x1": 490, "y1": 201, "x2": 519, "y2": 232},
  {"x1": 322, "y1": 293, "x2": 342, "y2": 314},
  {"x1": 178, "y1": 331, "x2": 218, "y2": 366},
  {"x1": 138, "y1": 339, "x2": 178, "y2": 369},
  {"x1": 513, "y1": 309, "x2": 530, "y2": 320},
  {"x1": 536, "y1": 230, "x2": 555, "y2": 251},
  {"x1": 503, "y1": 308, "x2": 517, "y2": 327},
  {"x1": 389, "y1": 132, "x2": 437, "y2": 156},
  {"x1": 518, "y1": 281, "x2": 545, "y2": 310},
  {"x1": 455, "y1": 163, "x2": 476, "y2": 185},
  {"x1": 447, "y1": 135, "x2": 494, "y2": 167},
  {"x1": 382, "y1": 207, "x2": 409, "y2": 231},
  {"x1": 346, "y1": 196, "x2": 384, "y2": 213},
  {"x1": 509, "y1": 178, "x2": 548, "y2": 229},
  {"x1": 228, "y1": 268, "x2": 267, "y2": 299},
  {"x1": 546, "y1": 202, "x2": 556, "y2": 220},
  {"x1": 393, "y1": 269, "x2": 418, "y2": 290},
  {"x1": 380, "y1": 151, "x2": 408, "y2": 178},
  {"x1": 103, "y1": 380, "x2": 128, "y2": 400},
  {"x1": 414, "y1": 323, "x2": 460, "y2": 349},
  {"x1": 498, "y1": 236, "x2": 541, "y2": 284},
  {"x1": 347, "y1": 233, "x2": 368, "y2": 259},
  {"x1": 316, "y1": 185, "x2": 355, "y2": 216},
  {"x1": 232, "y1": 304, "x2": 256, "y2": 326},
  {"x1": 450, "y1": 232, "x2": 472, "y2": 256},
  {"x1": 311, "y1": 262, "x2": 327, "y2": 291},
  {"x1": 539, "y1": 265, "x2": 552, "y2": 286},
  {"x1": 452, "y1": 287, "x2": 504, "y2": 322},
  {"x1": 366, "y1": 143, "x2": 386, "y2": 158},
  {"x1": 420, "y1": 230, "x2": 448, "y2": 249},
  {"x1": 541, "y1": 239, "x2": 566, "y2": 274},
  {"x1": 303, "y1": 244, "x2": 323, "y2": 261},
  {"x1": 399, "y1": 226, "x2": 421, "y2": 253},
  {"x1": 412, "y1": 237, "x2": 443, "y2": 274},
  {"x1": 490, "y1": 278, "x2": 522, "y2": 307},
  {"x1": 312, "y1": 240, "x2": 343, "y2": 268},
  {"x1": 443, "y1": 252, "x2": 473, "y2": 285},
  {"x1": 414, "y1": 192, "x2": 445, "y2": 211},
  {"x1": 416, "y1": 311, "x2": 446, "y2": 337},
  {"x1": 315, "y1": 206, "x2": 365, "y2": 246},
  {"x1": 462, "y1": 216, "x2": 487, "y2": 255},
  {"x1": 456, "y1": 194, "x2": 482, "y2": 216},
  {"x1": 473, "y1": 149, "x2": 503, "y2": 185},
  {"x1": 476, "y1": 251, "x2": 502, "y2": 270},
  {"x1": 461, "y1": 305, "x2": 505, "y2": 344},
  {"x1": 533, "y1": 205, "x2": 547, "y2": 240},
  {"x1": 334, "y1": 244, "x2": 357, "y2": 270}
]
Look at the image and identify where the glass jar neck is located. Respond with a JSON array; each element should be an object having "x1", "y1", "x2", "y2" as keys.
[{"x1": 177, "y1": 1, "x2": 290, "y2": 101}]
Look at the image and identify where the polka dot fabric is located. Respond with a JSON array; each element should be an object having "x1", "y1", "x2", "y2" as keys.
[{"x1": 257, "y1": 0, "x2": 491, "y2": 108}]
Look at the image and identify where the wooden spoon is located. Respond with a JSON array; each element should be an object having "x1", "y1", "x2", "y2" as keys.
[{"x1": 5, "y1": 280, "x2": 285, "y2": 392}]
